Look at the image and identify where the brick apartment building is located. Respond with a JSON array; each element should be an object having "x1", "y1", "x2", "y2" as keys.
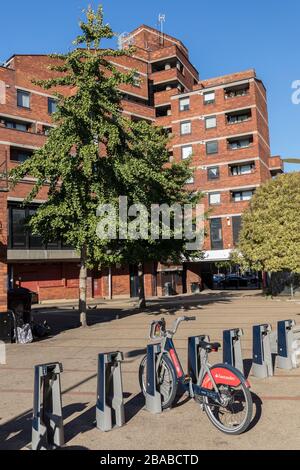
[{"x1": 0, "y1": 25, "x2": 283, "y2": 307}]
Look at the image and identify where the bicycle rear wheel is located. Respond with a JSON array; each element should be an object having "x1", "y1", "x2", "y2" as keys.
[
  {"x1": 139, "y1": 354, "x2": 178, "y2": 409},
  {"x1": 202, "y1": 367, "x2": 253, "y2": 435}
]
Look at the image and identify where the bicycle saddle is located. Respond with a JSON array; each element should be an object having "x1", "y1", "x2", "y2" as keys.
[{"x1": 199, "y1": 341, "x2": 221, "y2": 352}]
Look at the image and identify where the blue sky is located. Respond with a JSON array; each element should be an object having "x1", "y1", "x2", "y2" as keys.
[{"x1": 1, "y1": 0, "x2": 299, "y2": 172}]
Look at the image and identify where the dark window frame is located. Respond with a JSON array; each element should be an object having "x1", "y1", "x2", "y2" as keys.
[
  {"x1": 205, "y1": 115, "x2": 217, "y2": 129},
  {"x1": 8, "y1": 203, "x2": 73, "y2": 250},
  {"x1": 10, "y1": 147, "x2": 33, "y2": 163},
  {"x1": 206, "y1": 140, "x2": 219, "y2": 155},
  {"x1": 203, "y1": 91, "x2": 215, "y2": 105},
  {"x1": 180, "y1": 120, "x2": 192, "y2": 135},
  {"x1": 181, "y1": 144, "x2": 193, "y2": 160},
  {"x1": 179, "y1": 97, "x2": 190, "y2": 112},
  {"x1": 48, "y1": 97, "x2": 58, "y2": 115},
  {"x1": 17, "y1": 89, "x2": 30, "y2": 109},
  {"x1": 207, "y1": 166, "x2": 220, "y2": 180},
  {"x1": 232, "y1": 216, "x2": 242, "y2": 246},
  {"x1": 210, "y1": 218, "x2": 223, "y2": 250}
]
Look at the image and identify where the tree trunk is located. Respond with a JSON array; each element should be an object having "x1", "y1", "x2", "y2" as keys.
[
  {"x1": 137, "y1": 262, "x2": 146, "y2": 309},
  {"x1": 79, "y1": 245, "x2": 88, "y2": 327}
]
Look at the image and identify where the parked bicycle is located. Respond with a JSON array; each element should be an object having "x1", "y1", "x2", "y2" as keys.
[{"x1": 139, "y1": 316, "x2": 253, "y2": 435}]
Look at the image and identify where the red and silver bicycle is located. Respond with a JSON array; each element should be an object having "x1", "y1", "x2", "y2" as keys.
[{"x1": 139, "y1": 316, "x2": 253, "y2": 435}]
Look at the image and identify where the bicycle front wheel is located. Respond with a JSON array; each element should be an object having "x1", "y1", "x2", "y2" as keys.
[
  {"x1": 202, "y1": 366, "x2": 253, "y2": 435},
  {"x1": 139, "y1": 354, "x2": 178, "y2": 409}
]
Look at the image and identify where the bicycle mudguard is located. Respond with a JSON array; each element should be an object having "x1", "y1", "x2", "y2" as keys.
[{"x1": 201, "y1": 363, "x2": 251, "y2": 390}]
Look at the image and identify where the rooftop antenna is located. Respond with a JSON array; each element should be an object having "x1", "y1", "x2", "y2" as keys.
[{"x1": 158, "y1": 13, "x2": 166, "y2": 45}]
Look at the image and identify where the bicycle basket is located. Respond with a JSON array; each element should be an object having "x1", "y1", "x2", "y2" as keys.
[{"x1": 149, "y1": 320, "x2": 165, "y2": 340}]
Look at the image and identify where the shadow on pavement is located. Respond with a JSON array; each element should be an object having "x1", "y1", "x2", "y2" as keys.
[{"x1": 32, "y1": 292, "x2": 236, "y2": 339}]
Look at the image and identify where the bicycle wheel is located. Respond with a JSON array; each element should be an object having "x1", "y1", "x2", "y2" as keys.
[
  {"x1": 139, "y1": 354, "x2": 178, "y2": 409},
  {"x1": 202, "y1": 366, "x2": 253, "y2": 435}
]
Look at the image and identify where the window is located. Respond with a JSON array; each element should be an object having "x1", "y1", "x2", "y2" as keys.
[
  {"x1": 168, "y1": 150, "x2": 174, "y2": 162},
  {"x1": 225, "y1": 84, "x2": 249, "y2": 99},
  {"x1": 206, "y1": 140, "x2": 218, "y2": 155},
  {"x1": 204, "y1": 91, "x2": 215, "y2": 105},
  {"x1": 209, "y1": 193, "x2": 221, "y2": 205},
  {"x1": 232, "y1": 190, "x2": 254, "y2": 202},
  {"x1": 207, "y1": 166, "x2": 220, "y2": 180},
  {"x1": 10, "y1": 148, "x2": 33, "y2": 163},
  {"x1": 42, "y1": 125, "x2": 53, "y2": 136},
  {"x1": 4, "y1": 120, "x2": 30, "y2": 132},
  {"x1": 180, "y1": 121, "x2": 191, "y2": 135},
  {"x1": 181, "y1": 145, "x2": 193, "y2": 160},
  {"x1": 186, "y1": 176, "x2": 194, "y2": 184},
  {"x1": 17, "y1": 90, "x2": 30, "y2": 108},
  {"x1": 48, "y1": 98, "x2": 58, "y2": 114},
  {"x1": 9, "y1": 203, "x2": 73, "y2": 250},
  {"x1": 210, "y1": 218, "x2": 223, "y2": 250},
  {"x1": 232, "y1": 216, "x2": 242, "y2": 246},
  {"x1": 133, "y1": 73, "x2": 141, "y2": 87},
  {"x1": 11, "y1": 208, "x2": 26, "y2": 248},
  {"x1": 28, "y1": 208, "x2": 43, "y2": 248},
  {"x1": 179, "y1": 97, "x2": 190, "y2": 112},
  {"x1": 227, "y1": 110, "x2": 251, "y2": 124},
  {"x1": 230, "y1": 162, "x2": 255, "y2": 176},
  {"x1": 228, "y1": 136, "x2": 253, "y2": 150},
  {"x1": 205, "y1": 116, "x2": 217, "y2": 129}
]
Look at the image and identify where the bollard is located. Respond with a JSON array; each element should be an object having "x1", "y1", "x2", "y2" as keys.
[
  {"x1": 32, "y1": 362, "x2": 64, "y2": 450},
  {"x1": 277, "y1": 320, "x2": 298, "y2": 370},
  {"x1": 96, "y1": 351, "x2": 125, "y2": 432},
  {"x1": 188, "y1": 335, "x2": 210, "y2": 383},
  {"x1": 252, "y1": 324, "x2": 273, "y2": 378},
  {"x1": 223, "y1": 329, "x2": 244, "y2": 374},
  {"x1": 145, "y1": 343, "x2": 162, "y2": 414}
]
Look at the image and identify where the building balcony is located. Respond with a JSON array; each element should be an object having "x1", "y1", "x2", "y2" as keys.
[
  {"x1": 0, "y1": 125, "x2": 47, "y2": 148},
  {"x1": 121, "y1": 99, "x2": 155, "y2": 121},
  {"x1": 155, "y1": 114, "x2": 173, "y2": 128},
  {"x1": 269, "y1": 155, "x2": 284, "y2": 176},
  {"x1": 154, "y1": 88, "x2": 178, "y2": 107},
  {"x1": 150, "y1": 67, "x2": 187, "y2": 87}
]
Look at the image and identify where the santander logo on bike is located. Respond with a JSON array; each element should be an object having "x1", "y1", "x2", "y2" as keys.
[{"x1": 215, "y1": 373, "x2": 235, "y2": 381}]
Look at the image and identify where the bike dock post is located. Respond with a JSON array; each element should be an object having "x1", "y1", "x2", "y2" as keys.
[
  {"x1": 145, "y1": 343, "x2": 162, "y2": 414},
  {"x1": 252, "y1": 324, "x2": 273, "y2": 378},
  {"x1": 32, "y1": 362, "x2": 64, "y2": 450},
  {"x1": 188, "y1": 335, "x2": 210, "y2": 383},
  {"x1": 223, "y1": 328, "x2": 244, "y2": 374},
  {"x1": 277, "y1": 320, "x2": 300, "y2": 369},
  {"x1": 96, "y1": 351, "x2": 125, "y2": 432}
]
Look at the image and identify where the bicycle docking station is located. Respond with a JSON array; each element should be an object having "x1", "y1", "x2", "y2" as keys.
[
  {"x1": 32, "y1": 362, "x2": 64, "y2": 450},
  {"x1": 145, "y1": 343, "x2": 162, "y2": 414},
  {"x1": 223, "y1": 328, "x2": 244, "y2": 375},
  {"x1": 252, "y1": 324, "x2": 273, "y2": 378},
  {"x1": 96, "y1": 351, "x2": 125, "y2": 432},
  {"x1": 277, "y1": 320, "x2": 300, "y2": 370},
  {"x1": 188, "y1": 335, "x2": 210, "y2": 383}
]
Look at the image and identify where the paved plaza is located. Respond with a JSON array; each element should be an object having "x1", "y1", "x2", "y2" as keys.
[{"x1": 0, "y1": 292, "x2": 300, "y2": 450}]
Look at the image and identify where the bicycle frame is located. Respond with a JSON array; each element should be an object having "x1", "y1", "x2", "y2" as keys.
[
  {"x1": 153, "y1": 318, "x2": 247, "y2": 405},
  {"x1": 158, "y1": 336, "x2": 221, "y2": 403}
]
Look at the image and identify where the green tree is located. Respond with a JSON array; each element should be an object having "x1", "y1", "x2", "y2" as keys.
[
  {"x1": 234, "y1": 173, "x2": 300, "y2": 286},
  {"x1": 9, "y1": 5, "x2": 204, "y2": 321},
  {"x1": 102, "y1": 120, "x2": 204, "y2": 307}
]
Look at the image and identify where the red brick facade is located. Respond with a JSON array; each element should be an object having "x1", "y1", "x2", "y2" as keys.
[{"x1": 0, "y1": 25, "x2": 283, "y2": 305}]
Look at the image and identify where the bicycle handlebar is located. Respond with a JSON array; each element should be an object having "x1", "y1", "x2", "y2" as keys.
[{"x1": 167, "y1": 316, "x2": 196, "y2": 336}]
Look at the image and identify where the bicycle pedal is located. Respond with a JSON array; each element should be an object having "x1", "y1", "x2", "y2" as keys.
[{"x1": 182, "y1": 374, "x2": 191, "y2": 384}]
